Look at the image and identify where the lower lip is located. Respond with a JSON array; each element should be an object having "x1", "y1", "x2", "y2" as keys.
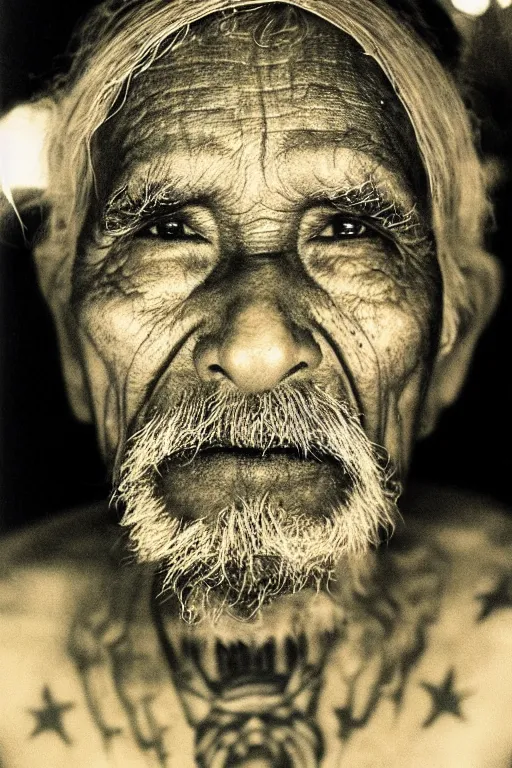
[{"x1": 156, "y1": 449, "x2": 350, "y2": 521}]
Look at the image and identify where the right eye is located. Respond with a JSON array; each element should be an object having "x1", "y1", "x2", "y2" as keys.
[{"x1": 138, "y1": 218, "x2": 202, "y2": 241}]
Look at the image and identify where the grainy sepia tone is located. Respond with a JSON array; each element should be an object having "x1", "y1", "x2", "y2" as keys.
[{"x1": 0, "y1": 1, "x2": 511, "y2": 766}]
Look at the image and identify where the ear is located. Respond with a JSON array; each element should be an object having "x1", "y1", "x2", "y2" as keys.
[
  {"x1": 0, "y1": 100, "x2": 93, "y2": 423},
  {"x1": 419, "y1": 252, "x2": 502, "y2": 437}
]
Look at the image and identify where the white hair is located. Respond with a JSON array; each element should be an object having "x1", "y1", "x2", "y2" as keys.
[{"x1": 33, "y1": 0, "x2": 499, "y2": 354}]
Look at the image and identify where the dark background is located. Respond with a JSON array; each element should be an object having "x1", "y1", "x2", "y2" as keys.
[{"x1": 0, "y1": 0, "x2": 511, "y2": 533}]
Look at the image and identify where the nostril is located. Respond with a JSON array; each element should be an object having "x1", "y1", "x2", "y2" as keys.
[
  {"x1": 281, "y1": 361, "x2": 309, "y2": 381},
  {"x1": 208, "y1": 363, "x2": 226, "y2": 376},
  {"x1": 195, "y1": 317, "x2": 322, "y2": 390}
]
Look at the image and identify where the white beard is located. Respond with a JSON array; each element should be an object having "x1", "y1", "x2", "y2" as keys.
[{"x1": 115, "y1": 382, "x2": 400, "y2": 622}]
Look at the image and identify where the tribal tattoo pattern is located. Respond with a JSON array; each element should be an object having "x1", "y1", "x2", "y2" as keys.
[
  {"x1": 64, "y1": 539, "x2": 456, "y2": 766},
  {"x1": 152, "y1": 593, "x2": 332, "y2": 767},
  {"x1": 332, "y1": 541, "x2": 448, "y2": 742},
  {"x1": 68, "y1": 567, "x2": 174, "y2": 763}
]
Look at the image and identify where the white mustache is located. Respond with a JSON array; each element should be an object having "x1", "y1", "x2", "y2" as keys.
[
  {"x1": 115, "y1": 382, "x2": 401, "y2": 622},
  {"x1": 118, "y1": 381, "x2": 395, "y2": 487}
]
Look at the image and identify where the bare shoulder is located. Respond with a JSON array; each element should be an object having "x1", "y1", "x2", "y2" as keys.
[
  {"x1": 0, "y1": 503, "x2": 119, "y2": 565},
  {"x1": 397, "y1": 483, "x2": 512, "y2": 647},
  {"x1": 403, "y1": 483, "x2": 512, "y2": 572},
  {"x1": 331, "y1": 486, "x2": 512, "y2": 768},
  {"x1": 0, "y1": 505, "x2": 122, "y2": 621},
  {"x1": 0, "y1": 507, "x2": 137, "y2": 766}
]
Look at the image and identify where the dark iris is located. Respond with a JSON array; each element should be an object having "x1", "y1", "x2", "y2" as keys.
[
  {"x1": 319, "y1": 215, "x2": 371, "y2": 240},
  {"x1": 140, "y1": 218, "x2": 198, "y2": 240}
]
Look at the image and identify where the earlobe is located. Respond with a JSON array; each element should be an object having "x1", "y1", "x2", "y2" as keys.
[{"x1": 419, "y1": 252, "x2": 502, "y2": 438}]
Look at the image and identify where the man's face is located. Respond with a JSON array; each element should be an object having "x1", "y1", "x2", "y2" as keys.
[{"x1": 72, "y1": 12, "x2": 442, "y2": 617}]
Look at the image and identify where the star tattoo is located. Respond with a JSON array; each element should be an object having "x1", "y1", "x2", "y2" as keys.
[
  {"x1": 476, "y1": 575, "x2": 512, "y2": 621},
  {"x1": 28, "y1": 686, "x2": 74, "y2": 744},
  {"x1": 421, "y1": 668, "x2": 471, "y2": 728}
]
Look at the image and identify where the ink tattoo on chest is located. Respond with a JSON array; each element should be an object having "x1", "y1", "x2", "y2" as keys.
[
  {"x1": 476, "y1": 574, "x2": 512, "y2": 621},
  {"x1": 152, "y1": 591, "x2": 329, "y2": 767},
  {"x1": 62, "y1": 541, "x2": 456, "y2": 766},
  {"x1": 28, "y1": 686, "x2": 74, "y2": 745},
  {"x1": 420, "y1": 668, "x2": 470, "y2": 728}
]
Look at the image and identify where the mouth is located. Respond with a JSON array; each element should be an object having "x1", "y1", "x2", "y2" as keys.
[
  {"x1": 156, "y1": 443, "x2": 351, "y2": 521},
  {"x1": 170, "y1": 443, "x2": 337, "y2": 463}
]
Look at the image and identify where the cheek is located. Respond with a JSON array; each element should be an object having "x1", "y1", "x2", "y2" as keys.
[
  {"x1": 360, "y1": 301, "x2": 436, "y2": 469},
  {"x1": 73, "y1": 237, "x2": 218, "y2": 373},
  {"x1": 308, "y1": 240, "x2": 440, "y2": 370},
  {"x1": 324, "y1": 264, "x2": 438, "y2": 379},
  {"x1": 352, "y1": 299, "x2": 434, "y2": 381},
  {"x1": 79, "y1": 239, "x2": 217, "y2": 302},
  {"x1": 309, "y1": 264, "x2": 440, "y2": 458},
  {"x1": 72, "y1": 253, "x2": 207, "y2": 455}
]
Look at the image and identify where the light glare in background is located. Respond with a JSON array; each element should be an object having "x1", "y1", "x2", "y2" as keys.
[
  {"x1": 452, "y1": 0, "x2": 490, "y2": 14},
  {"x1": 451, "y1": 0, "x2": 511, "y2": 13},
  {"x1": 0, "y1": 104, "x2": 49, "y2": 199}
]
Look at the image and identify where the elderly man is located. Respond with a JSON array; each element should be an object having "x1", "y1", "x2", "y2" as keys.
[{"x1": 0, "y1": 0, "x2": 511, "y2": 765}]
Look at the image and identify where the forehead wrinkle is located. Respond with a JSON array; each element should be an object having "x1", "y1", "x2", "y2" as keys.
[
  {"x1": 115, "y1": 29, "x2": 399, "y2": 137},
  {"x1": 108, "y1": 130, "x2": 242, "y2": 177},
  {"x1": 270, "y1": 141, "x2": 417, "y2": 210},
  {"x1": 104, "y1": 150, "x2": 249, "y2": 212},
  {"x1": 107, "y1": 23, "x2": 417, "y2": 144},
  {"x1": 97, "y1": 23, "x2": 424, "y2": 225}
]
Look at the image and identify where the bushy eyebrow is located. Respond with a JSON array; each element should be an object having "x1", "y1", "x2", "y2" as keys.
[
  {"x1": 102, "y1": 182, "x2": 188, "y2": 238},
  {"x1": 102, "y1": 177, "x2": 428, "y2": 242},
  {"x1": 313, "y1": 179, "x2": 426, "y2": 238}
]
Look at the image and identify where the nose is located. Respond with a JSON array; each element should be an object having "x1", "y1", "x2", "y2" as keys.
[{"x1": 194, "y1": 302, "x2": 321, "y2": 393}]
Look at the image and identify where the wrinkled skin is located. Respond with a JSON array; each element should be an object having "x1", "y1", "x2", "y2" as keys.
[
  {"x1": 73, "y1": 16, "x2": 441, "y2": 520},
  {"x1": 3, "y1": 13, "x2": 512, "y2": 768}
]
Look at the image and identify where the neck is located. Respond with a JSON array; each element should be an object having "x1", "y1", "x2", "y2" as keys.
[
  {"x1": 69, "y1": 540, "x2": 446, "y2": 767},
  {"x1": 149, "y1": 544, "x2": 442, "y2": 766}
]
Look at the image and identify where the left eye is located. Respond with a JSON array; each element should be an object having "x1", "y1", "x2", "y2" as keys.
[
  {"x1": 316, "y1": 216, "x2": 372, "y2": 240},
  {"x1": 139, "y1": 219, "x2": 199, "y2": 240}
]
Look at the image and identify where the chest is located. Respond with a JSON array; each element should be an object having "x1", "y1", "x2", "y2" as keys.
[{"x1": 2, "y1": 624, "x2": 511, "y2": 768}]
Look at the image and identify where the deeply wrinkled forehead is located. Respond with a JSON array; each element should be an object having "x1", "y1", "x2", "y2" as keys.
[
  {"x1": 95, "y1": 7, "x2": 424, "y2": 207},
  {"x1": 36, "y1": 0, "x2": 490, "y2": 349}
]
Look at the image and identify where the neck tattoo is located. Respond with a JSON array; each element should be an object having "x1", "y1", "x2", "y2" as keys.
[
  {"x1": 69, "y1": 543, "x2": 446, "y2": 767},
  {"x1": 152, "y1": 578, "x2": 334, "y2": 767}
]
